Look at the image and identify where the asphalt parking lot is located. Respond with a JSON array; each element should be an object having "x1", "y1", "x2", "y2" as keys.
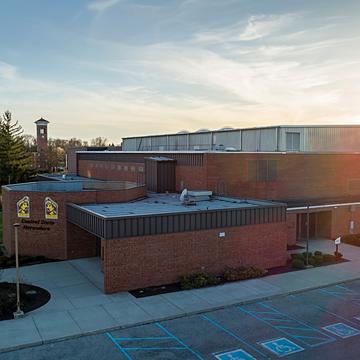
[{"x1": 3, "y1": 280, "x2": 360, "y2": 360}]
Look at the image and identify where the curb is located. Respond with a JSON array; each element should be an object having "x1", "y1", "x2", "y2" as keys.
[{"x1": 2, "y1": 274, "x2": 360, "y2": 354}]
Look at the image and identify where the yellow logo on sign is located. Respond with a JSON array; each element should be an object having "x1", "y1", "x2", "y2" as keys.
[
  {"x1": 17, "y1": 196, "x2": 30, "y2": 218},
  {"x1": 45, "y1": 197, "x2": 58, "y2": 220}
]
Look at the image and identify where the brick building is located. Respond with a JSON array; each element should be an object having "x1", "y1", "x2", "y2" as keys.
[{"x1": 3, "y1": 124, "x2": 360, "y2": 294}]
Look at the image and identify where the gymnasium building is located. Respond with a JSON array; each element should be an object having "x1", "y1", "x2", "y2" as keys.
[{"x1": 3, "y1": 125, "x2": 360, "y2": 293}]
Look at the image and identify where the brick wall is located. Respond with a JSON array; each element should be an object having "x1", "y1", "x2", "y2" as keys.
[
  {"x1": 78, "y1": 160, "x2": 145, "y2": 184},
  {"x1": 204, "y1": 153, "x2": 360, "y2": 202},
  {"x1": 66, "y1": 222, "x2": 98, "y2": 259},
  {"x1": 102, "y1": 221, "x2": 288, "y2": 293},
  {"x1": 286, "y1": 213, "x2": 297, "y2": 246},
  {"x1": 2, "y1": 185, "x2": 146, "y2": 259}
]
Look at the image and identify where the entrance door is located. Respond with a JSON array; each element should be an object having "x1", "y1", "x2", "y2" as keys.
[{"x1": 298, "y1": 211, "x2": 332, "y2": 240}]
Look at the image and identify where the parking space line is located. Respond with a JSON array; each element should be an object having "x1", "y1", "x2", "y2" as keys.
[
  {"x1": 289, "y1": 294, "x2": 360, "y2": 328},
  {"x1": 238, "y1": 302, "x2": 335, "y2": 347},
  {"x1": 155, "y1": 322, "x2": 204, "y2": 360},
  {"x1": 123, "y1": 347, "x2": 185, "y2": 350},
  {"x1": 106, "y1": 332, "x2": 133, "y2": 360},
  {"x1": 202, "y1": 314, "x2": 271, "y2": 359},
  {"x1": 113, "y1": 337, "x2": 173, "y2": 341}
]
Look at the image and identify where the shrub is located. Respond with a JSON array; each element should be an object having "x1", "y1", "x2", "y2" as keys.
[
  {"x1": 314, "y1": 251, "x2": 322, "y2": 256},
  {"x1": 313, "y1": 255, "x2": 324, "y2": 266},
  {"x1": 180, "y1": 273, "x2": 220, "y2": 290},
  {"x1": 291, "y1": 253, "x2": 304, "y2": 261},
  {"x1": 302, "y1": 252, "x2": 312, "y2": 259},
  {"x1": 308, "y1": 257, "x2": 316, "y2": 266},
  {"x1": 292, "y1": 258, "x2": 305, "y2": 269},
  {"x1": 223, "y1": 266, "x2": 265, "y2": 282}
]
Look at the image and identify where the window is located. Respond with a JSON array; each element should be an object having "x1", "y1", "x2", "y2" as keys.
[
  {"x1": 286, "y1": 132, "x2": 300, "y2": 151},
  {"x1": 40, "y1": 128, "x2": 45, "y2": 134},
  {"x1": 248, "y1": 160, "x2": 278, "y2": 182}
]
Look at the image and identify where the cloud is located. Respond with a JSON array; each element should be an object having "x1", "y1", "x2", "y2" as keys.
[
  {"x1": 194, "y1": 14, "x2": 297, "y2": 43},
  {"x1": 0, "y1": 61, "x2": 17, "y2": 79},
  {"x1": 87, "y1": 0, "x2": 122, "y2": 12}
]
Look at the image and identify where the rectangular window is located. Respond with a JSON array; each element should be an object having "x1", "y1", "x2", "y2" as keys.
[
  {"x1": 286, "y1": 132, "x2": 300, "y2": 151},
  {"x1": 248, "y1": 160, "x2": 278, "y2": 182}
]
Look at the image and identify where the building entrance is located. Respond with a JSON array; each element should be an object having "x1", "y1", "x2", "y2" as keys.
[{"x1": 297, "y1": 210, "x2": 332, "y2": 240}]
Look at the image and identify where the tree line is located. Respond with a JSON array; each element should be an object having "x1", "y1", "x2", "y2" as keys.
[{"x1": 0, "y1": 111, "x2": 116, "y2": 185}]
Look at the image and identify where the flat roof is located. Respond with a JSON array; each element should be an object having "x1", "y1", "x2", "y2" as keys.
[{"x1": 76, "y1": 193, "x2": 284, "y2": 219}]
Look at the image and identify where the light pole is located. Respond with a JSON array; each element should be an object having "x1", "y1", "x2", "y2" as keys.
[{"x1": 13, "y1": 223, "x2": 24, "y2": 319}]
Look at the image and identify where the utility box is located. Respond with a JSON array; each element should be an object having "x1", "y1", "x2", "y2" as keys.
[{"x1": 145, "y1": 157, "x2": 176, "y2": 193}]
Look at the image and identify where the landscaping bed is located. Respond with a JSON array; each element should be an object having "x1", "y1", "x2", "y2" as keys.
[
  {"x1": 130, "y1": 266, "x2": 266, "y2": 298},
  {"x1": 130, "y1": 252, "x2": 349, "y2": 298},
  {"x1": 0, "y1": 282, "x2": 51, "y2": 321}
]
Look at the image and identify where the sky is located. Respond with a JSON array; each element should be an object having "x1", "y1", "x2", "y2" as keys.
[{"x1": 0, "y1": 0, "x2": 359, "y2": 143}]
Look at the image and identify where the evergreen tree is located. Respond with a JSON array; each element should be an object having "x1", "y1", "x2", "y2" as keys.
[{"x1": 0, "y1": 111, "x2": 34, "y2": 185}]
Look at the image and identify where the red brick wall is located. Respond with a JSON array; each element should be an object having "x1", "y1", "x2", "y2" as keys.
[
  {"x1": 66, "y1": 222, "x2": 98, "y2": 259},
  {"x1": 78, "y1": 159, "x2": 208, "y2": 192},
  {"x1": 204, "y1": 153, "x2": 360, "y2": 202},
  {"x1": 2, "y1": 185, "x2": 146, "y2": 259},
  {"x1": 78, "y1": 153, "x2": 360, "y2": 202},
  {"x1": 78, "y1": 160, "x2": 145, "y2": 184},
  {"x1": 330, "y1": 206, "x2": 360, "y2": 239},
  {"x1": 286, "y1": 213, "x2": 297, "y2": 246},
  {"x1": 102, "y1": 221, "x2": 288, "y2": 293}
]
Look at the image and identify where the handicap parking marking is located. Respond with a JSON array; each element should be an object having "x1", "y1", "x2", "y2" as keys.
[
  {"x1": 322, "y1": 323, "x2": 360, "y2": 338},
  {"x1": 260, "y1": 337, "x2": 304, "y2": 357},
  {"x1": 214, "y1": 348, "x2": 256, "y2": 360}
]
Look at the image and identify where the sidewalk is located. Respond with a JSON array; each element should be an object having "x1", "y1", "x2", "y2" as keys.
[{"x1": 1, "y1": 239, "x2": 360, "y2": 353}]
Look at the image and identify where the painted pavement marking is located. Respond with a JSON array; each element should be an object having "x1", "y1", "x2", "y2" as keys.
[
  {"x1": 202, "y1": 315, "x2": 270, "y2": 359},
  {"x1": 260, "y1": 337, "x2": 304, "y2": 357},
  {"x1": 106, "y1": 322, "x2": 204, "y2": 359},
  {"x1": 322, "y1": 323, "x2": 360, "y2": 339},
  {"x1": 214, "y1": 348, "x2": 257, "y2": 360},
  {"x1": 238, "y1": 302, "x2": 335, "y2": 347}
]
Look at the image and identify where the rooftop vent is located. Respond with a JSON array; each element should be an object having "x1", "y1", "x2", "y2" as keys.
[
  {"x1": 177, "y1": 130, "x2": 189, "y2": 134},
  {"x1": 195, "y1": 128, "x2": 210, "y2": 133},
  {"x1": 218, "y1": 127, "x2": 234, "y2": 131}
]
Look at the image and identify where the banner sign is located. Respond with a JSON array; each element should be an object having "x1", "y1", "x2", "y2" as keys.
[
  {"x1": 45, "y1": 197, "x2": 58, "y2": 220},
  {"x1": 17, "y1": 196, "x2": 30, "y2": 218}
]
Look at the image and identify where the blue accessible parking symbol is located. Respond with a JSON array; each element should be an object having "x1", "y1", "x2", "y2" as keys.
[
  {"x1": 215, "y1": 348, "x2": 256, "y2": 360},
  {"x1": 323, "y1": 323, "x2": 360, "y2": 338},
  {"x1": 260, "y1": 337, "x2": 304, "y2": 357}
]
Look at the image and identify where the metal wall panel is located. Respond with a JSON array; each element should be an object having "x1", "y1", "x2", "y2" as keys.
[
  {"x1": 278, "y1": 127, "x2": 305, "y2": 151},
  {"x1": 67, "y1": 203, "x2": 286, "y2": 240},
  {"x1": 168, "y1": 134, "x2": 189, "y2": 151},
  {"x1": 242, "y1": 130, "x2": 259, "y2": 151},
  {"x1": 213, "y1": 130, "x2": 241, "y2": 150},
  {"x1": 122, "y1": 138, "x2": 137, "y2": 151},
  {"x1": 259, "y1": 128, "x2": 278, "y2": 151},
  {"x1": 189, "y1": 133, "x2": 212, "y2": 150}
]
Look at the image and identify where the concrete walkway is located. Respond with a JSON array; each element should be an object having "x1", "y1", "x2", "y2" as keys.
[{"x1": 1, "y1": 239, "x2": 360, "y2": 353}]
